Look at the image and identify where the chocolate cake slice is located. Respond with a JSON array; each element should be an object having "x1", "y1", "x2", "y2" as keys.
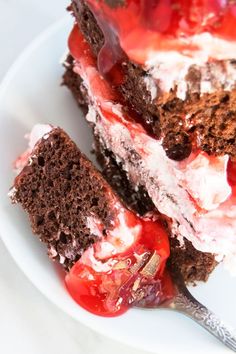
[
  {"x1": 62, "y1": 0, "x2": 236, "y2": 276},
  {"x1": 10, "y1": 126, "x2": 120, "y2": 270}
]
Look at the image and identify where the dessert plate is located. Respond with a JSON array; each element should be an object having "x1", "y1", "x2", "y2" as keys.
[{"x1": 0, "y1": 16, "x2": 235, "y2": 354}]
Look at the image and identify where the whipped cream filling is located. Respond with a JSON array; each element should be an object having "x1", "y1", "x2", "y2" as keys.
[
  {"x1": 144, "y1": 33, "x2": 236, "y2": 100},
  {"x1": 28, "y1": 124, "x2": 53, "y2": 150},
  {"x1": 177, "y1": 153, "x2": 231, "y2": 211},
  {"x1": 73, "y1": 60, "x2": 236, "y2": 273},
  {"x1": 9, "y1": 124, "x2": 54, "y2": 202},
  {"x1": 14, "y1": 124, "x2": 53, "y2": 172},
  {"x1": 87, "y1": 211, "x2": 141, "y2": 259},
  {"x1": 80, "y1": 207, "x2": 142, "y2": 272}
]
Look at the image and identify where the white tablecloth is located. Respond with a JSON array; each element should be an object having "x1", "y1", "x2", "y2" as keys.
[{"x1": 0, "y1": 1, "x2": 148, "y2": 353}]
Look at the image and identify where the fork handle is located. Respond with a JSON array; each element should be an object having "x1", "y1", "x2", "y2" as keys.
[{"x1": 171, "y1": 288, "x2": 236, "y2": 352}]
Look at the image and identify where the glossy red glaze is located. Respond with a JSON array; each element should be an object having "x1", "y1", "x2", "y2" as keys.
[
  {"x1": 69, "y1": 25, "x2": 152, "y2": 136},
  {"x1": 227, "y1": 159, "x2": 236, "y2": 187},
  {"x1": 69, "y1": 25, "x2": 118, "y2": 98},
  {"x1": 227, "y1": 159, "x2": 236, "y2": 201},
  {"x1": 87, "y1": 0, "x2": 236, "y2": 38},
  {"x1": 65, "y1": 209, "x2": 171, "y2": 317},
  {"x1": 84, "y1": 0, "x2": 236, "y2": 68}
]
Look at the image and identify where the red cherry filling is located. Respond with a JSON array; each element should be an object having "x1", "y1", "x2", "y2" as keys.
[
  {"x1": 65, "y1": 210, "x2": 171, "y2": 317},
  {"x1": 84, "y1": 0, "x2": 236, "y2": 69},
  {"x1": 227, "y1": 159, "x2": 236, "y2": 202},
  {"x1": 13, "y1": 150, "x2": 31, "y2": 171},
  {"x1": 227, "y1": 159, "x2": 236, "y2": 187},
  {"x1": 87, "y1": 0, "x2": 236, "y2": 39},
  {"x1": 69, "y1": 25, "x2": 150, "y2": 136}
]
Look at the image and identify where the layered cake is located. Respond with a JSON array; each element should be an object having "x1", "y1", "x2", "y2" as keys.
[
  {"x1": 9, "y1": 0, "x2": 236, "y2": 318},
  {"x1": 63, "y1": 0, "x2": 236, "y2": 277},
  {"x1": 9, "y1": 125, "x2": 173, "y2": 316}
]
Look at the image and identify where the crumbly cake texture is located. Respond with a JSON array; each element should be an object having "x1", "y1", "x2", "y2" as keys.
[
  {"x1": 70, "y1": 0, "x2": 236, "y2": 162},
  {"x1": 10, "y1": 128, "x2": 119, "y2": 270},
  {"x1": 62, "y1": 63, "x2": 217, "y2": 283}
]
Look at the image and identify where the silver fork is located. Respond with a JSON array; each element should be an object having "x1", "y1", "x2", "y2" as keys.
[{"x1": 135, "y1": 269, "x2": 236, "y2": 352}]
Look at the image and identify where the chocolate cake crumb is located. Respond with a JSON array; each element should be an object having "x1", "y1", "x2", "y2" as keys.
[
  {"x1": 168, "y1": 237, "x2": 217, "y2": 283},
  {"x1": 163, "y1": 131, "x2": 192, "y2": 161}
]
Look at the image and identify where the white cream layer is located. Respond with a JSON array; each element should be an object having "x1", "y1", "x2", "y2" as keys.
[
  {"x1": 14, "y1": 124, "x2": 53, "y2": 172},
  {"x1": 80, "y1": 207, "x2": 142, "y2": 273},
  {"x1": 143, "y1": 33, "x2": 236, "y2": 100},
  {"x1": 9, "y1": 124, "x2": 54, "y2": 202}
]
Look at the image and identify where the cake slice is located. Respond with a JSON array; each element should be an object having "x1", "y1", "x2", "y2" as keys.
[
  {"x1": 63, "y1": 0, "x2": 236, "y2": 276},
  {"x1": 9, "y1": 125, "x2": 172, "y2": 316},
  {"x1": 10, "y1": 125, "x2": 121, "y2": 270}
]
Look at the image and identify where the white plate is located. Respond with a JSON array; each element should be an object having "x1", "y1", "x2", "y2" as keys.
[{"x1": 0, "y1": 16, "x2": 235, "y2": 354}]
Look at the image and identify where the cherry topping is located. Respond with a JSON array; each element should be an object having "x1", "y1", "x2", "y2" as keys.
[
  {"x1": 226, "y1": 159, "x2": 236, "y2": 201},
  {"x1": 85, "y1": 0, "x2": 236, "y2": 67},
  {"x1": 227, "y1": 159, "x2": 236, "y2": 188},
  {"x1": 65, "y1": 211, "x2": 171, "y2": 317},
  {"x1": 87, "y1": 0, "x2": 236, "y2": 38}
]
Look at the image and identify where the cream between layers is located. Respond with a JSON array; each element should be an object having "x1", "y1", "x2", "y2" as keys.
[
  {"x1": 73, "y1": 61, "x2": 236, "y2": 273},
  {"x1": 130, "y1": 32, "x2": 236, "y2": 100},
  {"x1": 9, "y1": 124, "x2": 54, "y2": 202},
  {"x1": 81, "y1": 209, "x2": 142, "y2": 273},
  {"x1": 14, "y1": 124, "x2": 53, "y2": 173}
]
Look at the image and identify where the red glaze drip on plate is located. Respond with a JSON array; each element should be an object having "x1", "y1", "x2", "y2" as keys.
[
  {"x1": 65, "y1": 209, "x2": 173, "y2": 317},
  {"x1": 83, "y1": 0, "x2": 236, "y2": 71}
]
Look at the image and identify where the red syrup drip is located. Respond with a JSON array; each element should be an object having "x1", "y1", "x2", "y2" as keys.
[
  {"x1": 96, "y1": 25, "x2": 126, "y2": 85},
  {"x1": 85, "y1": 0, "x2": 236, "y2": 69},
  {"x1": 227, "y1": 159, "x2": 236, "y2": 197},
  {"x1": 65, "y1": 210, "x2": 173, "y2": 317},
  {"x1": 69, "y1": 25, "x2": 158, "y2": 138}
]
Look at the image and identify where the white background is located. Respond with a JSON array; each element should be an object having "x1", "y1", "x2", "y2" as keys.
[{"x1": 0, "y1": 1, "x2": 148, "y2": 353}]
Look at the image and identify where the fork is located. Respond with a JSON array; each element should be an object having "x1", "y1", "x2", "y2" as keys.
[{"x1": 135, "y1": 269, "x2": 236, "y2": 352}]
